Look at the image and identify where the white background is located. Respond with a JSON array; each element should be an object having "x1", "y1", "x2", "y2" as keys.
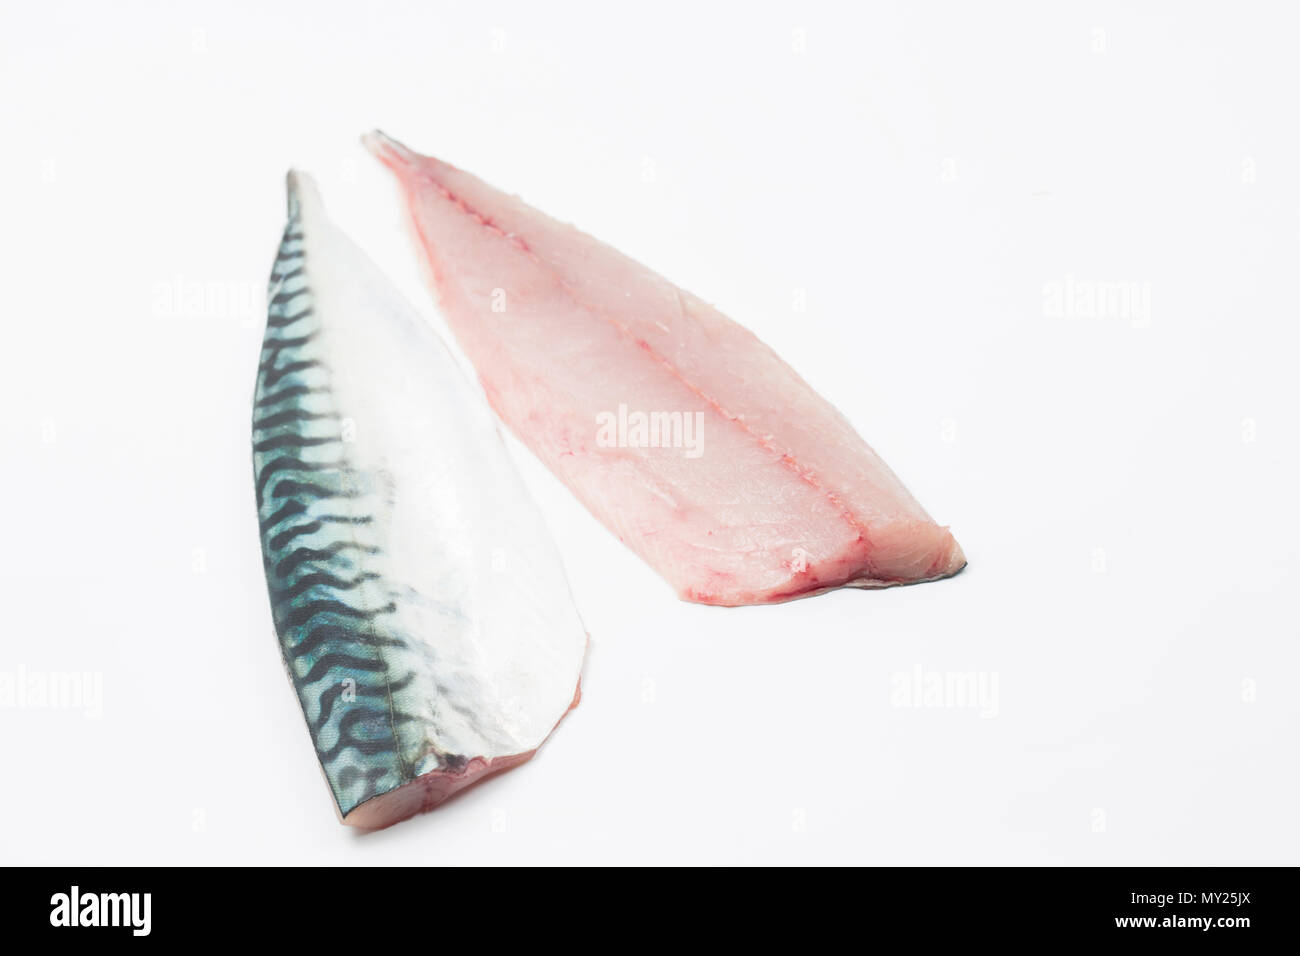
[{"x1": 2, "y1": 1, "x2": 1296, "y2": 865}]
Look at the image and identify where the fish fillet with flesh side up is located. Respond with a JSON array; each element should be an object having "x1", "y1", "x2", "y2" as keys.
[
  {"x1": 252, "y1": 172, "x2": 587, "y2": 828},
  {"x1": 364, "y1": 130, "x2": 966, "y2": 607}
]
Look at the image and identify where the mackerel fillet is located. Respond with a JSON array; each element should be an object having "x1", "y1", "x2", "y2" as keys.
[
  {"x1": 253, "y1": 172, "x2": 586, "y2": 827},
  {"x1": 366, "y1": 132, "x2": 965, "y2": 606}
]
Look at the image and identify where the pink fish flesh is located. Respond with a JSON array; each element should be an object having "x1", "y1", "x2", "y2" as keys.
[{"x1": 364, "y1": 131, "x2": 965, "y2": 607}]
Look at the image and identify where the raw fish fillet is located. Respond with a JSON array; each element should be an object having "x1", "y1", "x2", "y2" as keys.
[
  {"x1": 365, "y1": 131, "x2": 965, "y2": 606},
  {"x1": 252, "y1": 172, "x2": 587, "y2": 828}
]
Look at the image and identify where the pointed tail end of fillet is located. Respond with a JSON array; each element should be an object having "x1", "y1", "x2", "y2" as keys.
[
  {"x1": 285, "y1": 168, "x2": 325, "y2": 222},
  {"x1": 363, "y1": 129, "x2": 462, "y2": 188},
  {"x1": 362, "y1": 129, "x2": 420, "y2": 176}
]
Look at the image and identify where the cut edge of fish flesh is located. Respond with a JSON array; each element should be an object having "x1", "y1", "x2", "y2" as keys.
[
  {"x1": 343, "y1": 679, "x2": 583, "y2": 830},
  {"x1": 362, "y1": 130, "x2": 966, "y2": 607}
]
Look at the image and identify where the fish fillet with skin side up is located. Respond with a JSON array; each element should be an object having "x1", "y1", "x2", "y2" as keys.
[
  {"x1": 364, "y1": 131, "x2": 966, "y2": 607},
  {"x1": 252, "y1": 172, "x2": 587, "y2": 828}
]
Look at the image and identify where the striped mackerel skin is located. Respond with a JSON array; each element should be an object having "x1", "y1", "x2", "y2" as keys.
[{"x1": 252, "y1": 173, "x2": 587, "y2": 826}]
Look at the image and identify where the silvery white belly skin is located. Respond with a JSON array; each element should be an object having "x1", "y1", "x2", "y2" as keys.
[{"x1": 252, "y1": 172, "x2": 587, "y2": 828}]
